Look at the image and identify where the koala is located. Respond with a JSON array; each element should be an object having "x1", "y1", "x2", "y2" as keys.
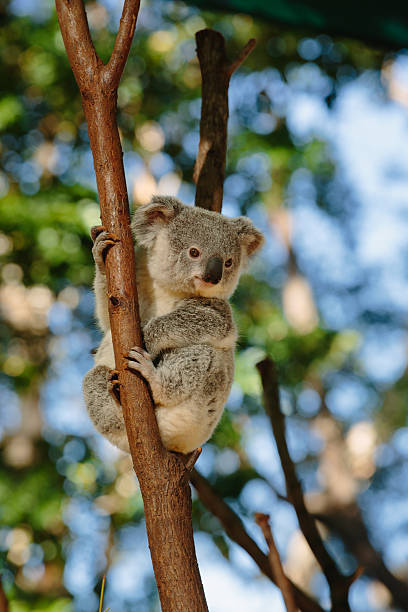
[{"x1": 83, "y1": 196, "x2": 264, "y2": 454}]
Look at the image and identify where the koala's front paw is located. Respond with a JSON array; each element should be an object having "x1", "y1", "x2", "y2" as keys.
[
  {"x1": 126, "y1": 348, "x2": 164, "y2": 405},
  {"x1": 126, "y1": 347, "x2": 156, "y2": 382},
  {"x1": 91, "y1": 227, "x2": 119, "y2": 272}
]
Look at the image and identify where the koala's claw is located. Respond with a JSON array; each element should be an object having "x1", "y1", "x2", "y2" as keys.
[
  {"x1": 92, "y1": 229, "x2": 119, "y2": 271},
  {"x1": 126, "y1": 347, "x2": 156, "y2": 383},
  {"x1": 108, "y1": 369, "x2": 121, "y2": 405},
  {"x1": 91, "y1": 225, "x2": 104, "y2": 242}
]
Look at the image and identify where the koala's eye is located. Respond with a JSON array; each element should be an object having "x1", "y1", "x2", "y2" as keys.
[
  {"x1": 225, "y1": 258, "x2": 233, "y2": 268},
  {"x1": 189, "y1": 247, "x2": 201, "y2": 258}
]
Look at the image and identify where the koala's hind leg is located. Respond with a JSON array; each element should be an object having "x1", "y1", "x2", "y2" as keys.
[{"x1": 83, "y1": 365, "x2": 129, "y2": 452}]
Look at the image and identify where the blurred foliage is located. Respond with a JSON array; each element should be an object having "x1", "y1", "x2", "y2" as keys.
[{"x1": 0, "y1": 1, "x2": 407, "y2": 611}]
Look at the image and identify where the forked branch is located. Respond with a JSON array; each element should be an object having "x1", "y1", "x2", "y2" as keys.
[
  {"x1": 56, "y1": 2, "x2": 208, "y2": 610},
  {"x1": 56, "y1": 0, "x2": 140, "y2": 92},
  {"x1": 226, "y1": 38, "x2": 256, "y2": 78},
  {"x1": 104, "y1": 0, "x2": 140, "y2": 88}
]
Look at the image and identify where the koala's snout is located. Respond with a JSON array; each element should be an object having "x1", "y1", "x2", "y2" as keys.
[{"x1": 203, "y1": 256, "x2": 223, "y2": 285}]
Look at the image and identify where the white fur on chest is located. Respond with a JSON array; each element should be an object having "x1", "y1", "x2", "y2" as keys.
[
  {"x1": 94, "y1": 331, "x2": 115, "y2": 369},
  {"x1": 151, "y1": 283, "x2": 183, "y2": 317},
  {"x1": 136, "y1": 252, "x2": 185, "y2": 321}
]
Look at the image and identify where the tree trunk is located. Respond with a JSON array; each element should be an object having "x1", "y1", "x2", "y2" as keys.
[{"x1": 55, "y1": 1, "x2": 207, "y2": 609}]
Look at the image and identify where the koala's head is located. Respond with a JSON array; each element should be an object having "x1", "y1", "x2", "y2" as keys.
[{"x1": 131, "y1": 196, "x2": 264, "y2": 299}]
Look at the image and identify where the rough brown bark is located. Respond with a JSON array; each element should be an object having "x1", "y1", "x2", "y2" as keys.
[
  {"x1": 257, "y1": 358, "x2": 353, "y2": 612},
  {"x1": 55, "y1": 1, "x2": 207, "y2": 610},
  {"x1": 194, "y1": 29, "x2": 255, "y2": 212}
]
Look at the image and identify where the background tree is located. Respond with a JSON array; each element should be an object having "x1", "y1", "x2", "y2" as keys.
[{"x1": 1, "y1": 1, "x2": 408, "y2": 611}]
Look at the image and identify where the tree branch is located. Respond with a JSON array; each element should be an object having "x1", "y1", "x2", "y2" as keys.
[
  {"x1": 181, "y1": 447, "x2": 202, "y2": 481},
  {"x1": 191, "y1": 469, "x2": 325, "y2": 612},
  {"x1": 226, "y1": 38, "x2": 257, "y2": 79},
  {"x1": 55, "y1": 0, "x2": 101, "y2": 92},
  {"x1": 257, "y1": 358, "x2": 352, "y2": 612},
  {"x1": 255, "y1": 513, "x2": 297, "y2": 612},
  {"x1": 103, "y1": 0, "x2": 140, "y2": 89},
  {"x1": 194, "y1": 29, "x2": 256, "y2": 212},
  {"x1": 56, "y1": 3, "x2": 208, "y2": 610}
]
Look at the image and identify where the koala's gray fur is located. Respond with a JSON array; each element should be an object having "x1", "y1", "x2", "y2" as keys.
[{"x1": 83, "y1": 196, "x2": 264, "y2": 454}]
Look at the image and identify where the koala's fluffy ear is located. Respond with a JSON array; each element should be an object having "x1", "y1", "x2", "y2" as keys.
[
  {"x1": 131, "y1": 196, "x2": 182, "y2": 247},
  {"x1": 231, "y1": 216, "x2": 264, "y2": 257}
]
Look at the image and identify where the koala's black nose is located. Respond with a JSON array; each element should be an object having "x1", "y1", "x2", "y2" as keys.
[{"x1": 203, "y1": 256, "x2": 223, "y2": 284}]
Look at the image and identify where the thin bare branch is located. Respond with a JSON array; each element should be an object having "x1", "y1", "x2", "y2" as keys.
[
  {"x1": 103, "y1": 0, "x2": 141, "y2": 89},
  {"x1": 191, "y1": 469, "x2": 325, "y2": 612},
  {"x1": 183, "y1": 447, "x2": 202, "y2": 475},
  {"x1": 257, "y1": 358, "x2": 352, "y2": 612},
  {"x1": 194, "y1": 29, "x2": 255, "y2": 212},
  {"x1": 255, "y1": 513, "x2": 297, "y2": 612},
  {"x1": 194, "y1": 29, "x2": 228, "y2": 212},
  {"x1": 55, "y1": 0, "x2": 101, "y2": 92},
  {"x1": 226, "y1": 38, "x2": 257, "y2": 79}
]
